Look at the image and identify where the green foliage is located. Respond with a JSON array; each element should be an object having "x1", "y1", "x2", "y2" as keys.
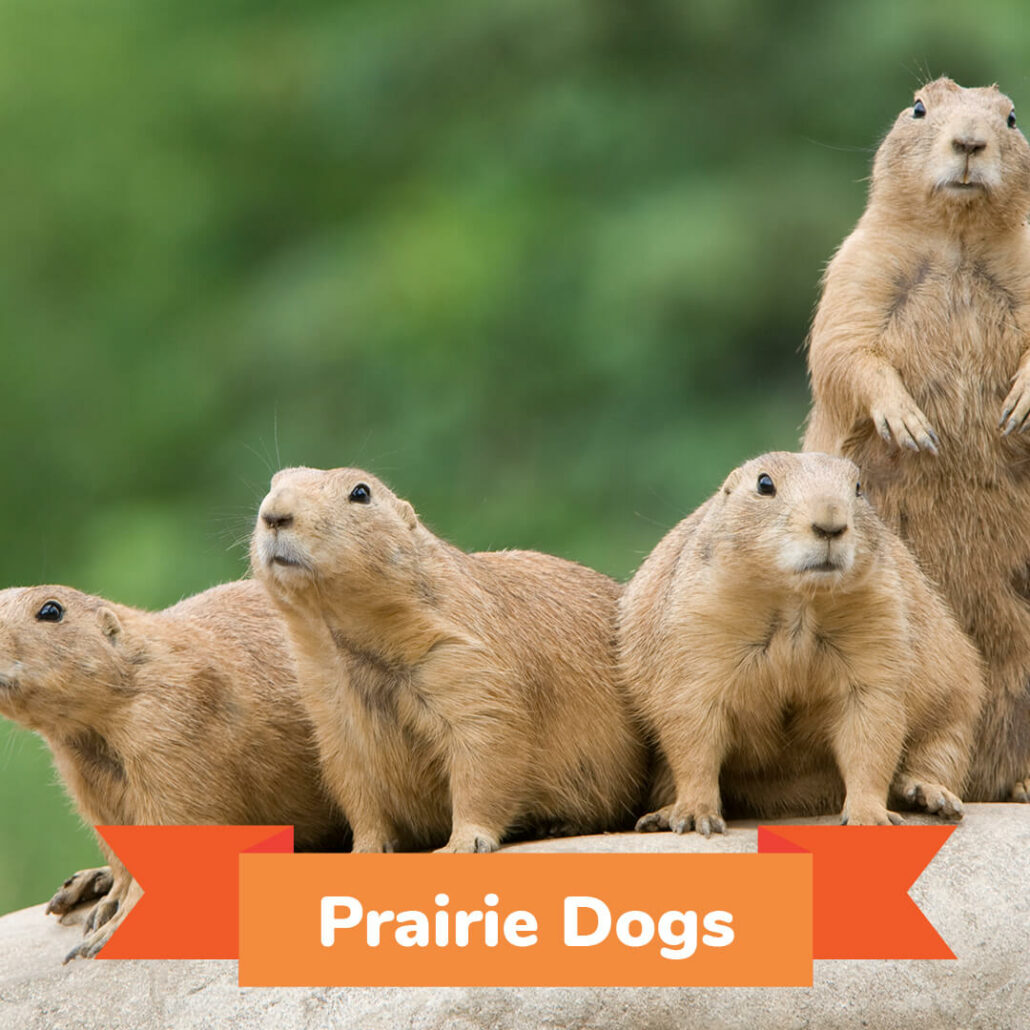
[{"x1": 1, "y1": 0, "x2": 1026, "y2": 913}]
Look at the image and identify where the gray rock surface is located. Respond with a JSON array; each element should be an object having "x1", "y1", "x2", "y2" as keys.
[{"x1": 1, "y1": 804, "x2": 1027, "y2": 1030}]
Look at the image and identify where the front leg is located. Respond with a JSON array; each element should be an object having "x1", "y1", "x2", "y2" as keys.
[
  {"x1": 869, "y1": 378, "x2": 939, "y2": 455},
  {"x1": 350, "y1": 822, "x2": 400, "y2": 854},
  {"x1": 833, "y1": 686, "x2": 907, "y2": 826},
  {"x1": 46, "y1": 867, "x2": 114, "y2": 923},
  {"x1": 340, "y1": 781, "x2": 400, "y2": 854},
  {"x1": 1000, "y1": 350, "x2": 1030, "y2": 435},
  {"x1": 839, "y1": 357, "x2": 938, "y2": 454},
  {"x1": 47, "y1": 832, "x2": 131, "y2": 917},
  {"x1": 314, "y1": 688, "x2": 405, "y2": 853},
  {"x1": 64, "y1": 878, "x2": 143, "y2": 962},
  {"x1": 806, "y1": 261, "x2": 940, "y2": 455},
  {"x1": 49, "y1": 848, "x2": 133, "y2": 933},
  {"x1": 436, "y1": 731, "x2": 526, "y2": 854},
  {"x1": 81, "y1": 877, "x2": 130, "y2": 937},
  {"x1": 635, "y1": 696, "x2": 728, "y2": 838}
]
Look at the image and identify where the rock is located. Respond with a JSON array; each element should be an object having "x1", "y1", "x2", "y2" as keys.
[{"x1": 0, "y1": 805, "x2": 1027, "y2": 1030}]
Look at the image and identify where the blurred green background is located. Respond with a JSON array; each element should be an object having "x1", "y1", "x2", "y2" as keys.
[{"x1": 1, "y1": 0, "x2": 1027, "y2": 914}]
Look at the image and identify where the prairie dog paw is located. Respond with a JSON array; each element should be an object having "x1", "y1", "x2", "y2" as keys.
[
  {"x1": 1010, "y1": 779, "x2": 1030, "y2": 803},
  {"x1": 46, "y1": 867, "x2": 114, "y2": 921},
  {"x1": 85, "y1": 897, "x2": 120, "y2": 933},
  {"x1": 435, "y1": 828, "x2": 499, "y2": 853},
  {"x1": 64, "y1": 910, "x2": 122, "y2": 962},
  {"x1": 635, "y1": 802, "x2": 726, "y2": 838},
  {"x1": 635, "y1": 806, "x2": 673, "y2": 833},
  {"x1": 870, "y1": 395, "x2": 939, "y2": 454},
  {"x1": 841, "y1": 799, "x2": 904, "y2": 826},
  {"x1": 1000, "y1": 370, "x2": 1030, "y2": 435},
  {"x1": 905, "y1": 782, "x2": 964, "y2": 820}
]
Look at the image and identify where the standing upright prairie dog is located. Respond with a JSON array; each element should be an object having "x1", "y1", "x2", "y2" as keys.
[
  {"x1": 250, "y1": 466, "x2": 647, "y2": 854},
  {"x1": 620, "y1": 452, "x2": 984, "y2": 834},
  {"x1": 804, "y1": 77, "x2": 1030, "y2": 802},
  {"x1": 0, "y1": 580, "x2": 346, "y2": 960}
]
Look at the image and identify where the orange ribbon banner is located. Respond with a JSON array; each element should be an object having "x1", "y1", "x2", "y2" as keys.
[
  {"x1": 758, "y1": 826, "x2": 955, "y2": 960},
  {"x1": 96, "y1": 825, "x2": 295, "y2": 960},
  {"x1": 239, "y1": 851, "x2": 812, "y2": 987},
  {"x1": 96, "y1": 824, "x2": 955, "y2": 984}
]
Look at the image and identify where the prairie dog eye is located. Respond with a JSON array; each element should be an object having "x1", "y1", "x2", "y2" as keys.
[
  {"x1": 36, "y1": 600, "x2": 64, "y2": 623},
  {"x1": 913, "y1": 99, "x2": 926, "y2": 119},
  {"x1": 856, "y1": 482, "x2": 863, "y2": 497},
  {"x1": 348, "y1": 483, "x2": 371, "y2": 504},
  {"x1": 1008, "y1": 109, "x2": 1017, "y2": 129},
  {"x1": 756, "y1": 474, "x2": 776, "y2": 497}
]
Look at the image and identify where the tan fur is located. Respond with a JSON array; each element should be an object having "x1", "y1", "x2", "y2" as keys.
[
  {"x1": 619, "y1": 452, "x2": 984, "y2": 834},
  {"x1": 803, "y1": 77, "x2": 1030, "y2": 801},
  {"x1": 0, "y1": 580, "x2": 346, "y2": 958},
  {"x1": 250, "y1": 466, "x2": 648, "y2": 854}
]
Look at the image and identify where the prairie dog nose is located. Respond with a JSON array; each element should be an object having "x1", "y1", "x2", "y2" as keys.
[
  {"x1": 262, "y1": 510, "x2": 293, "y2": 530},
  {"x1": 809, "y1": 499, "x2": 848, "y2": 540},
  {"x1": 259, "y1": 489, "x2": 297, "y2": 530},
  {"x1": 952, "y1": 135, "x2": 987, "y2": 155}
]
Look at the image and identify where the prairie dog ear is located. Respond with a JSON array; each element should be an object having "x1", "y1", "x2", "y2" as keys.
[
  {"x1": 97, "y1": 607, "x2": 122, "y2": 641},
  {"x1": 398, "y1": 500, "x2": 418, "y2": 530},
  {"x1": 721, "y1": 467, "x2": 743, "y2": 495}
]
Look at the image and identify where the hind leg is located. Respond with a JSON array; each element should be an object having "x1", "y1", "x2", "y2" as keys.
[
  {"x1": 893, "y1": 777, "x2": 964, "y2": 819},
  {"x1": 893, "y1": 695, "x2": 978, "y2": 820},
  {"x1": 892, "y1": 740, "x2": 967, "y2": 821},
  {"x1": 958, "y1": 595, "x2": 1030, "y2": 800},
  {"x1": 1004, "y1": 682, "x2": 1030, "y2": 801},
  {"x1": 892, "y1": 721, "x2": 968, "y2": 821}
]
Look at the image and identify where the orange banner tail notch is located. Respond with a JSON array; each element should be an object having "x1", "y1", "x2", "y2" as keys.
[
  {"x1": 758, "y1": 825, "x2": 955, "y2": 960},
  {"x1": 96, "y1": 825, "x2": 294, "y2": 960}
]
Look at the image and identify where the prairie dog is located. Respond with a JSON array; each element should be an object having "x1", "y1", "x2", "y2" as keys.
[
  {"x1": 804, "y1": 77, "x2": 1030, "y2": 801},
  {"x1": 619, "y1": 452, "x2": 984, "y2": 834},
  {"x1": 250, "y1": 466, "x2": 647, "y2": 854},
  {"x1": 0, "y1": 580, "x2": 346, "y2": 959}
]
